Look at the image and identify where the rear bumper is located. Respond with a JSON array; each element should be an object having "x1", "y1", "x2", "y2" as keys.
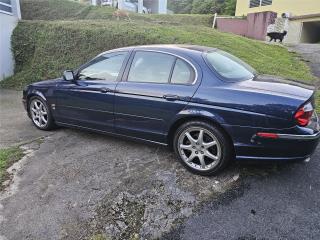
[
  {"x1": 224, "y1": 123, "x2": 320, "y2": 162},
  {"x1": 276, "y1": 132, "x2": 320, "y2": 140}
]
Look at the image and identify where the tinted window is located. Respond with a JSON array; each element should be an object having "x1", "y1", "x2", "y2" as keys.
[
  {"x1": 206, "y1": 50, "x2": 255, "y2": 81},
  {"x1": 128, "y1": 51, "x2": 175, "y2": 83},
  {"x1": 171, "y1": 59, "x2": 195, "y2": 84},
  {"x1": 78, "y1": 52, "x2": 127, "y2": 81}
]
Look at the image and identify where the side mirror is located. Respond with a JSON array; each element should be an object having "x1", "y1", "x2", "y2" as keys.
[{"x1": 63, "y1": 70, "x2": 74, "y2": 81}]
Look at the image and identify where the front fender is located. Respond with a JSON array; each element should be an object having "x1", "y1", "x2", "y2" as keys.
[{"x1": 29, "y1": 89, "x2": 47, "y2": 101}]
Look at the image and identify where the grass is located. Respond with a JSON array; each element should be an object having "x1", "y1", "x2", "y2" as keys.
[
  {"x1": 0, "y1": 0, "x2": 316, "y2": 89},
  {"x1": 0, "y1": 147, "x2": 24, "y2": 189},
  {"x1": 316, "y1": 91, "x2": 320, "y2": 113},
  {"x1": 0, "y1": 19, "x2": 316, "y2": 89}
]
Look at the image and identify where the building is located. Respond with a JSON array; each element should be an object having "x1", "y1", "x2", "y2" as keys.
[
  {"x1": 92, "y1": 0, "x2": 168, "y2": 14},
  {"x1": 0, "y1": 0, "x2": 21, "y2": 80},
  {"x1": 235, "y1": 0, "x2": 320, "y2": 43}
]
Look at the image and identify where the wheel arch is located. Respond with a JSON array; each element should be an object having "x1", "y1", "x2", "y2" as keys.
[
  {"x1": 167, "y1": 114, "x2": 234, "y2": 150},
  {"x1": 26, "y1": 91, "x2": 47, "y2": 115}
]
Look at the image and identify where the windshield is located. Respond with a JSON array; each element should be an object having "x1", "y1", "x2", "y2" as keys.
[{"x1": 205, "y1": 50, "x2": 256, "y2": 81}]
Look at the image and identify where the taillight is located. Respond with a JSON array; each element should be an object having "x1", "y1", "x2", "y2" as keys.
[
  {"x1": 294, "y1": 102, "x2": 314, "y2": 127},
  {"x1": 256, "y1": 132, "x2": 279, "y2": 139}
]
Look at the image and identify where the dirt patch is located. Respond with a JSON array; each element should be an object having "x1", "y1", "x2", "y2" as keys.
[{"x1": 87, "y1": 168, "x2": 239, "y2": 239}]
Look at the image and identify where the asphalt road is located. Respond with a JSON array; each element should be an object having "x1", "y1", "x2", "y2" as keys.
[
  {"x1": 165, "y1": 153, "x2": 320, "y2": 240},
  {"x1": 165, "y1": 43, "x2": 320, "y2": 240}
]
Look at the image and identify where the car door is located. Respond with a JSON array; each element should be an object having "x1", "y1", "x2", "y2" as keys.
[
  {"x1": 54, "y1": 51, "x2": 129, "y2": 132},
  {"x1": 114, "y1": 50, "x2": 201, "y2": 143}
]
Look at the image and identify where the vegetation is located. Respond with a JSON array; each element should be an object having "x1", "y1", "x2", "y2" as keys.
[
  {"x1": 21, "y1": 0, "x2": 213, "y2": 26},
  {"x1": 0, "y1": 147, "x2": 24, "y2": 188},
  {"x1": 316, "y1": 91, "x2": 320, "y2": 113},
  {"x1": 0, "y1": 0, "x2": 316, "y2": 89},
  {"x1": 1, "y1": 19, "x2": 315, "y2": 89},
  {"x1": 169, "y1": 0, "x2": 237, "y2": 15}
]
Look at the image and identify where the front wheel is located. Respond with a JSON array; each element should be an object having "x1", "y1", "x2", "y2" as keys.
[
  {"x1": 29, "y1": 96, "x2": 55, "y2": 131},
  {"x1": 173, "y1": 121, "x2": 233, "y2": 176}
]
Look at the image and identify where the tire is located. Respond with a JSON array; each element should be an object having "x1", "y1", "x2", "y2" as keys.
[
  {"x1": 173, "y1": 121, "x2": 234, "y2": 176},
  {"x1": 28, "y1": 96, "x2": 56, "y2": 131}
]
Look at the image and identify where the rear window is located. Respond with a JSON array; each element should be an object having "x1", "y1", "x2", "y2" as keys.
[{"x1": 205, "y1": 50, "x2": 256, "y2": 81}]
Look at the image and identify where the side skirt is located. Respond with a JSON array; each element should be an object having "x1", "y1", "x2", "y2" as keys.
[{"x1": 55, "y1": 121, "x2": 168, "y2": 147}]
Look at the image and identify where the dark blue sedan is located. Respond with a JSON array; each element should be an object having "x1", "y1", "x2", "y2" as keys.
[{"x1": 23, "y1": 45, "x2": 320, "y2": 175}]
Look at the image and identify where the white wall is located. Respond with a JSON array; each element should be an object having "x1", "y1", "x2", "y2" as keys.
[
  {"x1": 158, "y1": 0, "x2": 167, "y2": 14},
  {"x1": 0, "y1": 0, "x2": 21, "y2": 81},
  {"x1": 0, "y1": 14, "x2": 18, "y2": 80}
]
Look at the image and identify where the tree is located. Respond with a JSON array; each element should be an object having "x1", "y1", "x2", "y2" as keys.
[
  {"x1": 222, "y1": 0, "x2": 236, "y2": 15},
  {"x1": 168, "y1": 0, "x2": 193, "y2": 14},
  {"x1": 168, "y1": 0, "x2": 236, "y2": 15},
  {"x1": 191, "y1": 0, "x2": 214, "y2": 14}
]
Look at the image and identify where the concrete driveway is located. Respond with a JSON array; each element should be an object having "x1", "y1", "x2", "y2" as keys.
[{"x1": 0, "y1": 89, "x2": 239, "y2": 240}]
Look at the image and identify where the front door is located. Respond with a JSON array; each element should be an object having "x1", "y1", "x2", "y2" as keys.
[
  {"x1": 114, "y1": 50, "x2": 200, "y2": 143},
  {"x1": 55, "y1": 51, "x2": 129, "y2": 132}
]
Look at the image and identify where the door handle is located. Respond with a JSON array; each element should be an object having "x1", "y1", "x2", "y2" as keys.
[
  {"x1": 163, "y1": 94, "x2": 180, "y2": 101},
  {"x1": 100, "y1": 88, "x2": 113, "y2": 93}
]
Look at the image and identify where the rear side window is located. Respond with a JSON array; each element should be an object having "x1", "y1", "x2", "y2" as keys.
[
  {"x1": 205, "y1": 50, "x2": 255, "y2": 81},
  {"x1": 128, "y1": 51, "x2": 175, "y2": 83},
  {"x1": 171, "y1": 59, "x2": 195, "y2": 85}
]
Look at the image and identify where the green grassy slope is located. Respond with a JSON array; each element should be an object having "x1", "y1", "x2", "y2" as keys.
[
  {"x1": 0, "y1": 0, "x2": 315, "y2": 89},
  {"x1": 1, "y1": 19, "x2": 315, "y2": 89}
]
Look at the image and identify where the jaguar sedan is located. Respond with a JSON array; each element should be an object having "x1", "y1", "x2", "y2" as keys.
[{"x1": 23, "y1": 45, "x2": 320, "y2": 175}]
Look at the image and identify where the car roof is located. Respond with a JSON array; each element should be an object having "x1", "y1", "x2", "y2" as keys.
[{"x1": 100, "y1": 44, "x2": 217, "y2": 57}]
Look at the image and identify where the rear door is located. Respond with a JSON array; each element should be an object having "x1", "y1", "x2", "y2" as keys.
[
  {"x1": 55, "y1": 51, "x2": 129, "y2": 132},
  {"x1": 114, "y1": 50, "x2": 201, "y2": 143}
]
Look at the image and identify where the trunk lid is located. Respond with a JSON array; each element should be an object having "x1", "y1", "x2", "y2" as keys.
[{"x1": 236, "y1": 75, "x2": 314, "y2": 100}]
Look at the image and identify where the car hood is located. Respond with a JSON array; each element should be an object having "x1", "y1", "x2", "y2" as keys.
[
  {"x1": 235, "y1": 75, "x2": 314, "y2": 100},
  {"x1": 31, "y1": 78, "x2": 62, "y2": 87}
]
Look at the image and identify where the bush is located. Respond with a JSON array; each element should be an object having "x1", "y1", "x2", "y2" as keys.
[{"x1": 0, "y1": 19, "x2": 315, "y2": 89}]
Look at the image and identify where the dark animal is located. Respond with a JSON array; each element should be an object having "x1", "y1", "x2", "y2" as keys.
[{"x1": 267, "y1": 31, "x2": 287, "y2": 43}]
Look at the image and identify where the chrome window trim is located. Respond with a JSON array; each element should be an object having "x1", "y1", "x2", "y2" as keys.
[{"x1": 131, "y1": 49, "x2": 199, "y2": 85}]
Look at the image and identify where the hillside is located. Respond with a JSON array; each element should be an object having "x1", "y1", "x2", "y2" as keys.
[{"x1": 0, "y1": 0, "x2": 316, "y2": 89}]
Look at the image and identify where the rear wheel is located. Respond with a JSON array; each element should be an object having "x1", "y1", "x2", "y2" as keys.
[
  {"x1": 29, "y1": 96, "x2": 55, "y2": 131},
  {"x1": 173, "y1": 121, "x2": 233, "y2": 176}
]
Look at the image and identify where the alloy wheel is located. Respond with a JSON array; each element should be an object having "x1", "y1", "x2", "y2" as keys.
[
  {"x1": 30, "y1": 99, "x2": 48, "y2": 128},
  {"x1": 177, "y1": 127, "x2": 222, "y2": 171}
]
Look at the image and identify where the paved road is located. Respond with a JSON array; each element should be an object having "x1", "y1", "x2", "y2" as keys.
[
  {"x1": 0, "y1": 89, "x2": 238, "y2": 240},
  {"x1": 1, "y1": 44, "x2": 319, "y2": 240},
  {"x1": 0, "y1": 90, "x2": 46, "y2": 148},
  {"x1": 165, "y1": 44, "x2": 320, "y2": 240},
  {"x1": 288, "y1": 44, "x2": 320, "y2": 80}
]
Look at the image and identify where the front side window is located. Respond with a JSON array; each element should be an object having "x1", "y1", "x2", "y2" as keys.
[
  {"x1": 78, "y1": 52, "x2": 127, "y2": 81},
  {"x1": 128, "y1": 51, "x2": 176, "y2": 83},
  {"x1": 171, "y1": 59, "x2": 195, "y2": 85},
  {"x1": 205, "y1": 50, "x2": 255, "y2": 81}
]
